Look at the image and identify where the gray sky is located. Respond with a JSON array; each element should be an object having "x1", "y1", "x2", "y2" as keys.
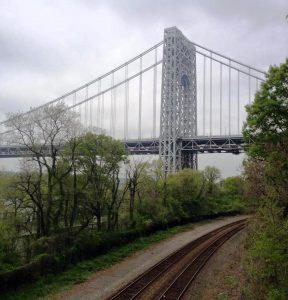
[{"x1": 0, "y1": 0, "x2": 287, "y2": 176}]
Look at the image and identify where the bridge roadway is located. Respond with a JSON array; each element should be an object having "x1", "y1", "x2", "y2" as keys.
[{"x1": 0, "y1": 136, "x2": 244, "y2": 158}]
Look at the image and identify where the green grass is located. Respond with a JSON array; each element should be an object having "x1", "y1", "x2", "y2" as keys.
[
  {"x1": 3, "y1": 219, "x2": 219, "y2": 300},
  {"x1": 224, "y1": 275, "x2": 237, "y2": 285},
  {"x1": 216, "y1": 293, "x2": 229, "y2": 300}
]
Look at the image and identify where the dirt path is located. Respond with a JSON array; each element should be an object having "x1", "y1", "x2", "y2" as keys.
[{"x1": 52, "y1": 215, "x2": 248, "y2": 300}]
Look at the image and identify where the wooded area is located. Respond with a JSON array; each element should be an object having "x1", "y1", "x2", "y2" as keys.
[{"x1": 0, "y1": 101, "x2": 244, "y2": 291}]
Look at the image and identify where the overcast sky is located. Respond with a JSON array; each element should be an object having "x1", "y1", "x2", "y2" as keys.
[{"x1": 0, "y1": 0, "x2": 287, "y2": 175}]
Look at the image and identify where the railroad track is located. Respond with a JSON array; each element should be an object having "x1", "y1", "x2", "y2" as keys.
[{"x1": 108, "y1": 219, "x2": 246, "y2": 300}]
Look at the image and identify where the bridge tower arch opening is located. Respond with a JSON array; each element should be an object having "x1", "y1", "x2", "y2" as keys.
[{"x1": 160, "y1": 27, "x2": 197, "y2": 174}]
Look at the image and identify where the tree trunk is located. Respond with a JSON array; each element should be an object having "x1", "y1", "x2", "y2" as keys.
[
  {"x1": 163, "y1": 178, "x2": 167, "y2": 206},
  {"x1": 95, "y1": 201, "x2": 102, "y2": 230},
  {"x1": 70, "y1": 165, "x2": 78, "y2": 229},
  {"x1": 129, "y1": 188, "x2": 135, "y2": 225},
  {"x1": 45, "y1": 175, "x2": 52, "y2": 235}
]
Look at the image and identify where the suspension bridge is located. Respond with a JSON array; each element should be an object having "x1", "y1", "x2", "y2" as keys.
[{"x1": 0, "y1": 27, "x2": 266, "y2": 173}]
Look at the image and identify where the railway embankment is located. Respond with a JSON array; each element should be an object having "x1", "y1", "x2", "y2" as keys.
[{"x1": 53, "y1": 215, "x2": 248, "y2": 300}]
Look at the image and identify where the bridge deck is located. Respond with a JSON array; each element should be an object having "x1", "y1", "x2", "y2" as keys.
[
  {"x1": 125, "y1": 136, "x2": 244, "y2": 154},
  {"x1": 0, "y1": 136, "x2": 245, "y2": 158}
]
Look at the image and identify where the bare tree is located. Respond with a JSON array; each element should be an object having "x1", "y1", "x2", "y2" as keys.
[{"x1": 6, "y1": 102, "x2": 82, "y2": 236}]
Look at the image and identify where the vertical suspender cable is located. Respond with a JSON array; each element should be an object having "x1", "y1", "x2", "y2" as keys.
[
  {"x1": 124, "y1": 66, "x2": 126, "y2": 140},
  {"x1": 79, "y1": 92, "x2": 82, "y2": 124},
  {"x1": 124, "y1": 64, "x2": 129, "y2": 140},
  {"x1": 209, "y1": 52, "x2": 212, "y2": 137},
  {"x1": 127, "y1": 67, "x2": 129, "y2": 139},
  {"x1": 97, "y1": 80, "x2": 101, "y2": 129},
  {"x1": 153, "y1": 48, "x2": 157, "y2": 139},
  {"x1": 101, "y1": 93, "x2": 104, "y2": 131},
  {"x1": 87, "y1": 86, "x2": 89, "y2": 128},
  {"x1": 85, "y1": 87, "x2": 88, "y2": 128},
  {"x1": 110, "y1": 72, "x2": 114, "y2": 137},
  {"x1": 89, "y1": 86, "x2": 92, "y2": 129},
  {"x1": 228, "y1": 59, "x2": 231, "y2": 136},
  {"x1": 248, "y1": 68, "x2": 251, "y2": 104},
  {"x1": 220, "y1": 63, "x2": 222, "y2": 136},
  {"x1": 138, "y1": 56, "x2": 142, "y2": 139},
  {"x1": 203, "y1": 56, "x2": 206, "y2": 136},
  {"x1": 237, "y1": 70, "x2": 240, "y2": 135},
  {"x1": 113, "y1": 77, "x2": 116, "y2": 138}
]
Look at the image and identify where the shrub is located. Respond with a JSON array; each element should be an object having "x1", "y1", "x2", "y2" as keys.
[
  {"x1": 0, "y1": 253, "x2": 59, "y2": 293},
  {"x1": 245, "y1": 200, "x2": 288, "y2": 299},
  {"x1": 0, "y1": 210, "x2": 241, "y2": 294}
]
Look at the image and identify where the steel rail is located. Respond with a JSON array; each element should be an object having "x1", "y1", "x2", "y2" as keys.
[
  {"x1": 108, "y1": 219, "x2": 246, "y2": 300},
  {"x1": 157, "y1": 222, "x2": 245, "y2": 300}
]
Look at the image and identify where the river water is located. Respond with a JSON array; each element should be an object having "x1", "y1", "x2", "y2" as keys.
[{"x1": 0, "y1": 153, "x2": 245, "y2": 178}]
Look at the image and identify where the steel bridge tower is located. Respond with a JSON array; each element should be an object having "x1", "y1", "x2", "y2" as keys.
[{"x1": 160, "y1": 27, "x2": 197, "y2": 174}]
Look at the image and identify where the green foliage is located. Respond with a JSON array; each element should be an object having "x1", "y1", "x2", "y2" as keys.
[
  {"x1": 243, "y1": 60, "x2": 288, "y2": 211},
  {"x1": 137, "y1": 198, "x2": 169, "y2": 228},
  {"x1": 166, "y1": 169, "x2": 207, "y2": 219},
  {"x1": 203, "y1": 166, "x2": 221, "y2": 197},
  {"x1": 0, "y1": 253, "x2": 59, "y2": 293},
  {"x1": 243, "y1": 58, "x2": 288, "y2": 160},
  {"x1": 0, "y1": 220, "x2": 20, "y2": 273},
  {"x1": 221, "y1": 176, "x2": 245, "y2": 199},
  {"x1": 216, "y1": 176, "x2": 246, "y2": 211},
  {"x1": 77, "y1": 133, "x2": 126, "y2": 169},
  {"x1": 76, "y1": 133, "x2": 127, "y2": 230},
  {"x1": 0, "y1": 131, "x2": 246, "y2": 294},
  {"x1": 243, "y1": 59, "x2": 288, "y2": 299},
  {"x1": 245, "y1": 200, "x2": 288, "y2": 299},
  {"x1": 2, "y1": 214, "x2": 238, "y2": 300},
  {"x1": 31, "y1": 237, "x2": 52, "y2": 256}
]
